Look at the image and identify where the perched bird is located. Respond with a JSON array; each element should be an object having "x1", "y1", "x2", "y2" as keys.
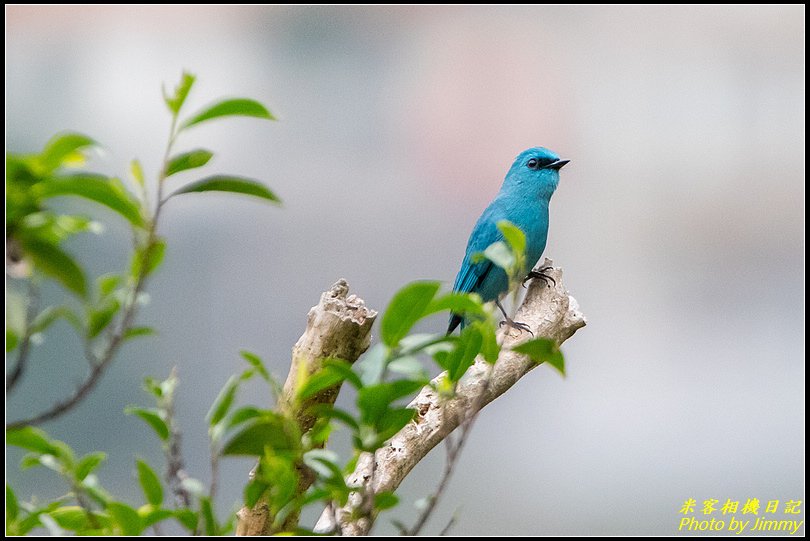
[{"x1": 448, "y1": 147, "x2": 569, "y2": 334}]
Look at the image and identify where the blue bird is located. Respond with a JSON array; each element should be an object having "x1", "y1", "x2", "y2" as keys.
[{"x1": 448, "y1": 147, "x2": 569, "y2": 334}]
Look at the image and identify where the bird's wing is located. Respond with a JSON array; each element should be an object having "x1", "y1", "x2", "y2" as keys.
[{"x1": 452, "y1": 209, "x2": 503, "y2": 295}]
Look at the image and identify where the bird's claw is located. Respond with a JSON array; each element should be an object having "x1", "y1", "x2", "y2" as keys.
[
  {"x1": 499, "y1": 318, "x2": 534, "y2": 336},
  {"x1": 522, "y1": 266, "x2": 556, "y2": 289}
]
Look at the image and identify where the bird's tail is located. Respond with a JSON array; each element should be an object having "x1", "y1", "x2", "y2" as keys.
[{"x1": 447, "y1": 313, "x2": 464, "y2": 335}]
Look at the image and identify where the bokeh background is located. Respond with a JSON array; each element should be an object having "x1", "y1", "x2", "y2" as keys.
[{"x1": 6, "y1": 5, "x2": 804, "y2": 535}]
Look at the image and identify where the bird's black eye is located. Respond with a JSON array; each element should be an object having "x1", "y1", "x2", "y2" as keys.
[{"x1": 527, "y1": 158, "x2": 539, "y2": 169}]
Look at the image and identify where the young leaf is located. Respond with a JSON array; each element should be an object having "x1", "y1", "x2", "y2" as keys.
[
  {"x1": 123, "y1": 326, "x2": 155, "y2": 341},
  {"x1": 40, "y1": 133, "x2": 97, "y2": 172},
  {"x1": 47, "y1": 506, "x2": 99, "y2": 531},
  {"x1": 107, "y1": 502, "x2": 144, "y2": 536},
  {"x1": 511, "y1": 338, "x2": 565, "y2": 376},
  {"x1": 96, "y1": 273, "x2": 122, "y2": 297},
  {"x1": 244, "y1": 478, "x2": 268, "y2": 508},
  {"x1": 75, "y1": 452, "x2": 106, "y2": 481},
  {"x1": 240, "y1": 350, "x2": 270, "y2": 382},
  {"x1": 165, "y1": 149, "x2": 213, "y2": 177},
  {"x1": 22, "y1": 239, "x2": 87, "y2": 297},
  {"x1": 136, "y1": 459, "x2": 163, "y2": 506},
  {"x1": 6, "y1": 426, "x2": 59, "y2": 455},
  {"x1": 381, "y1": 281, "x2": 441, "y2": 347},
  {"x1": 37, "y1": 174, "x2": 145, "y2": 227},
  {"x1": 170, "y1": 175, "x2": 280, "y2": 203},
  {"x1": 182, "y1": 98, "x2": 275, "y2": 129},
  {"x1": 163, "y1": 71, "x2": 196, "y2": 115},
  {"x1": 297, "y1": 369, "x2": 345, "y2": 401},
  {"x1": 125, "y1": 407, "x2": 170, "y2": 441},
  {"x1": 130, "y1": 159, "x2": 145, "y2": 189},
  {"x1": 141, "y1": 507, "x2": 173, "y2": 528},
  {"x1": 497, "y1": 220, "x2": 526, "y2": 255},
  {"x1": 207, "y1": 375, "x2": 239, "y2": 427}
]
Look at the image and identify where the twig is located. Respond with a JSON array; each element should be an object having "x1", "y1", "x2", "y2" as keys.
[
  {"x1": 163, "y1": 369, "x2": 192, "y2": 509},
  {"x1": 6, "y1": 280, "x2": 40, "y2": 392},
  {"x1": 7, "y1": 114, "x2": 177, "y2": 429}
]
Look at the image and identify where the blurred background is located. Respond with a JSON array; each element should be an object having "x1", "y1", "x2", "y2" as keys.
[{"x1": 6, "y1": 5, "x2": 804, "y2": 535}]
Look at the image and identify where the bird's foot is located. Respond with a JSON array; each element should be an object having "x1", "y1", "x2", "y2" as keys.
[
  {"x1": 522, "y1": 266, "x2": 556, "y2": 289},
  {"x1": 499, "y1": 318, "x2": 534, "y2": 336}
]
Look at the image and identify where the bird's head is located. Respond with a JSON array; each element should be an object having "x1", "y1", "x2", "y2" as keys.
[{"x1": 504, "y1": 147, "x2": 569, "y2": 200}]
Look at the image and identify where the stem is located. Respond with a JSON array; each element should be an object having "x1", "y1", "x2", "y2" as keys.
[
  {"x1": 7, "y1": 113, "x2": 180, "y2": 429},
  {"x1": 6, "y1": 280, "x2": 40, "y2": 392}
]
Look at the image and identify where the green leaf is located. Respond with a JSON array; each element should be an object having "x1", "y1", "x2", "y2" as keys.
[
  {"x1": 173, "y1": 508, "x2": 199, "y2": 532},
  {"x1": 481, "y1": 241, "x2": 514, "y2": 271},
  {"x1": 6, "y1": 426, "x2": 59, "y2": 455},
  {"x1": 107, "y1": 502, "x2": 144, "y2": 536},
  {"x1": 305, "y1": 405, "x2": 360, "y2": 431},
  {"x1": 376, "y1": 407, "x2": 415, "y2": 441},
  {"x1": 87, "y1": 298, "x2": 121, "y2": 339},
  {"x1": 221, "y1": 415, "x2": 296, "y2": 456},
  {"x1": 47, "y1": 506, "x2": 94, "y2": 531},
  {"x1": 207, "y1": 375, "x2": 239, "y2": 427},
  {"x1": 387, "y1": 356, "x2": 428, "y2": 381},
  {"x1": 145, "y1": 238, "x2": 166, "y2": 277},
  {"x1": 140, "y1": 506, "x2": 173, "y2": 528},
  {"x1": 38, "y1": 174, "x2": 145, "y2": 227},
  {"x1": 297, "y1": 360, "x2": 360, "y2": 401},
  {"x1": 199, "y1": 497, "x2": 217, "y2": 535},
  {"x1": 171, "y1": 175, "x2": 280, "y2": 203},
  {"x1": 497, "y1": 220, "x2": 526, "y2": 255},
  {"x1": 356, "y1": 343, "x2": 387, "y2": 386},
  {"x1": 244, "y1": 478, "x2": 268, "y2": 508},
  {"x1": 136, "y1": 459, "x2": 163, "y2": 506},
  {"x1": 425, "y1": 292, "x2": 486, "y2": 320},
  {"x1": 6, "y1": 485, "x2": 19, "y2": 524},
  {"x1": 30, "y1": 306, "x2": 81, "y2": 335},
  {"x1": 381, "y1": 281, "x2": 441, "y2": 348},
  {"x1": 124, "y1": 326, "x2": 155, "y2": 341},
  {"x1": 7, "y1": 328, "x2": 19, "y2": 353},
  {"x1": 75, "y1": 452, "x2": 106, "y2": 481},
  {"x1": 40, "y1": 133, "x2": 96, "y2": 172},
  {"x1": 374, "y1": 491, "x2": 399, "y2": 511},
  {"x1": 439, "y1": 325, "x2": 482, "y2": 382},
  {"x1": 226, "y1": 406, "x2": 264, "y2": 429},
  {"x1": 165, "y1": 149, "x2": 213, "y2": 177},
  {"x1": 511, "y1": 338, "x2": 565, "y2": 376},
  {"x1": 357, "y1": 380, "x2": 424, "y2": 425},
  {"x1": 182, "y1": 98, "x2": 275, "y2": 129},
  {"x1": 240, "y1": 350, "x2": 269, "y2": 382},
  {"x1": 476, "y1": 321, "x2": 500, "y2": 364},
  {"x1": 23, "y1": 239, "x2": 87, "y2": 297},
  {"x1": 163, "y1": 71, "x2": 196, "y2": 115},
  {"x1": 125, "y1": 407, "x2": 170, "y2": 441}
]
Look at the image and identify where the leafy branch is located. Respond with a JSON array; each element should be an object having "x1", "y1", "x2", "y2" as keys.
[{"x1": 6, "y1": 71, "x2": 277, "y2": 428}]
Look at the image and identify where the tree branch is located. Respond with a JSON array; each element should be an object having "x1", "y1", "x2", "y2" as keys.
[
  {"x1": 315, "y1": 259, "x2": 586, "y2": 535},
  {"x1": 235, "y1": 280, "x2": 377, "y2": 535}
]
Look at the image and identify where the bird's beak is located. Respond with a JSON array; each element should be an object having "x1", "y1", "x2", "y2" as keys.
[{"x1": 546, "y1": 159, "x2": 570, "y2": 170}]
